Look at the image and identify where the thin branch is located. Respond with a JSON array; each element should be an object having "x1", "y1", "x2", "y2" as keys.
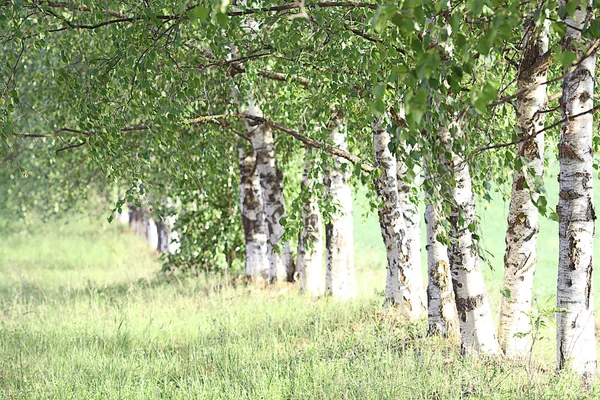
[
  {"x1": 475, "y1": 105, "x2": 600, "y2": 154},
  {"x1": 257, "y1": 70, "x2": 311, "y2": 87},
  {"x1": 227, "y1": 2, "x2": 378, "y2": 16},
  {"x1": 15, "y1": 113, "x2": 373, "y2": 171},
  {"x1": 55, "y1": 141, "x2": 85, "y2": 154}
]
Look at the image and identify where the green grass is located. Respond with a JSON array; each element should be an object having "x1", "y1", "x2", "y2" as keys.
[{"x1": 2, "y1": 169, "x2": 600, "y2": 398}]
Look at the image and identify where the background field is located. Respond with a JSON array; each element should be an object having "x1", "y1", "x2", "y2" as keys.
[{"x1": 2, "y1": 163, "x2": 600, "y2": 398}]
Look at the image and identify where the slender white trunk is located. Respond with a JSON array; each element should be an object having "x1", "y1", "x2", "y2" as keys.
[
  {"x1": 444, "y1": 125, "x2": 499, "y2": 355},
  {"x1": 425, "y1": 190, "x2": 459, "y2": 337},
  {"x1": 239, "y1": 145, "x2": 270, "y2": 280},
  {"x1": 498, "y1": 16, "x2": 549, "y2": 358},
  {"x1": 397, "y1": 158, "x2": 426, "y2": 317},
  {"x1": 325, "y1": 115, "x2": 356, "y2": 299},
  {"x1": 556, "y1": 1, "x2": 597, "y2": 377},
  {"x1": 297, "y1": 147, "x2": 324, "y2": 295},
  {"x1": 243, "y1": 102, "x2": 293, "y2": 283},
  {"x1": 146, "y1": 218, "x2": 159, "y2": 250},
  {"x1": 372, "y1": 120, "x2": 423, "y2": 318}
]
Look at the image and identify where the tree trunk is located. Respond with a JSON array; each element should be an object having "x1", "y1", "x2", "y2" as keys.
[
  {"x1": 296, "y1": 147, "x2": 324, "y2": 295},
  {"x1": 397, "y1": 158, "x2": 427, "y2": 317},
  {"x1": 238, "y1": 144, "x2": 270, "y2": 280},
  {"x1": 243, "y1": 102, "x2": 293, "y2": 283},
  {"x1": 498, "y1": 16, "x2": 549, "y2": 358},
  {"x1": 146, "y1": 218, "x2": 159, "y2": 250},
  {"x1": 425, "y1": 192, "x2": 459, "y2": 337},
  {"x1": 556, "y1": 0, "x2": 598, "y2": 377},
  {"x1": 156, "y1": 219, "x2": 170, "y2": 254},
  {"x1": 325, "y1": 115, "x2": 356, "y2": 299},
  {"x1": 372, "y1": 119, "x2": 423, "y2": 318},
  {"x1": 444, "y1": 125, "x2": 499, "y2": 355}
]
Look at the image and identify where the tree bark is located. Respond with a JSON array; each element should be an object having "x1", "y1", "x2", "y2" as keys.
[
  {"x1": 325, "y1": 115, "x2": 356, "y2": 299},
  {"x1": 243, "y1": 102, "x2": 293, "y2": 283},
  {"x1": 397, "y1": 158, "x2": 426, "y2": 317},
  {"x1": 425, "y1": 190, "x2": 459, "y2": 337},
  {"x1": 498, "y1": 16, "x2": 549, "y2": 358},
  {"x1": 156, "y1": 219, "x2": 170, "y2": 254},
  {"x1": 238, "y1": 144, "x2": 270, "y2": 280},
  {"x1": 444, "y1": 125, "x2": 499, "y2": 355},
  {"x1": 556, "y1": 0, "x2": 598, "y2": 377},
  {"x1": 296, "y1": 147, "x2": 324, "y2": 295},
  {"x1": 372, "y1": 119, "x2": 424, "y2": 318},
  {"x1": 146, "y1": 218, "x2": 159, "y2": 250}
]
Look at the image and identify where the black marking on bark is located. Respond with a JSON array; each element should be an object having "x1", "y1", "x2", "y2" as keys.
[
  {"x1": 568, "y1": 235, "x2": 578, "y2": 271},
  {"x1": 585, "y1": 259, "x2": 593, "y2": 309},
  {"x1": 558, "y1": 142, "x2": 583, "y2": 161},
  {"x1": 455, "y1": 294, "x2": 485, "y2": 313},
  {"x1": 515, "y1": 176, "x2": 526, "y2": 190}
]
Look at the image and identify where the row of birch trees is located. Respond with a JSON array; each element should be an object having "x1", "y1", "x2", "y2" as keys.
[{"x1": 1, "y1": 0, "x2": 599, "y2": 380}]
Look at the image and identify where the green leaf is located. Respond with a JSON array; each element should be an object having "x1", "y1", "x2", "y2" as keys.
[
  {"x1": 555, "y1": 48, "x2": 577, "y2": 68},
  {"x1": 372, "y1": 4, "x2": 398, "y2": 33},
  {"x1": 189, "y1": 6, "x2": 210, "y2": 22},
  {"x1": 500, "y1": 288, "x2": 511, "y2": 298}
]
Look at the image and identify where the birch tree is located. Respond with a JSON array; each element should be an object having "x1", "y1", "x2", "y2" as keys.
[
  {"x1": 424, "y1": 181, "x2": 459, "y2": 337},
  {"x1": 325, "y1": 114, "x2": 356, "y2": 299},
  {"x1": 444, "y1": 124, "x2": 499, "y2": 355},
  {"x1": 296, "y1": 147, "x2": 324, "y2": 295},
  {"x1": 397, "y1": 158, "x2": 426, "y2": 317},
  {"x1": 498, "y1": 15, "x2": 549, "y2": 358},
  {"x1": 556, "y1": 0, "x2": 598, "y2": 377},
  {"x1": 371, "y1": 119, "x2": 425, "y2": 318},
  {"x1": 239, "y1": 144, "x2": 270, "y2": 279}
]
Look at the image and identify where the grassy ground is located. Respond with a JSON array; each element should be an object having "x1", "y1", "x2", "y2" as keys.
[{"x1": 2, "y1": 167, "x2": 600, "y2": 398}]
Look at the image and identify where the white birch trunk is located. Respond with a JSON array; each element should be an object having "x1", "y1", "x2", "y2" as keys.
[
  {"x1": 556, "y1": 0, "x2": 598, "y2": 377},
  {"x1": 397, "y1": 159, "x2": 426, "y2": 317},
  {"x1": 229, "y1": 8, "x2": 293, "y2": 283},
  {"x1": 372, "y1": 120, "x2": 423, "y2": 318},
  {"x1": 498, "y1": 16, "x2": 549, "y2": 358},
  {"x1": 425, "y1": 193, "x2": 459, "y2": 337},
  {"x1": 239, "y1": 145, "x2": 270, "y2": 280},
  {"x1": 243, "y1": 102, "x2": 293, "y2": 283},
  {"x1": 444, "y1": 125, "x2": 499, "y2": 355},
  {"x1": 325, "y1": 115, "x2": 356, "y2": 299},
  {"x1": 146, "y1": 218, "x2": 159, "y2": 250},
  {"x1": 296, "y1": 147, "x2": 324, "y2": 296}
]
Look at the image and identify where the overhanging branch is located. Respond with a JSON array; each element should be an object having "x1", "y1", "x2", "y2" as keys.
[{"x1": 14, "y1": 113, "x2": 374, "y2": 172}]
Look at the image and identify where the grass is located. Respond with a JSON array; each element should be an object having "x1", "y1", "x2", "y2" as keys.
[{"x1": 2, "y1": 165, "x2": 600, "y2": 398}]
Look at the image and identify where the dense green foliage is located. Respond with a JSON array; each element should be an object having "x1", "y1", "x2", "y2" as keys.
[{"x1": 3, "y1": 0, "x2": 599, "y2": 269}]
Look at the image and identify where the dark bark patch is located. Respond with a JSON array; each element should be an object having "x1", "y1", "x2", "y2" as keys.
[
  {"x1": 559, "y1": 190, "x2": 581, "y2": 200},
  {"x1": 455, "y1": 293, "x2": 485, "y2": 313},
  {"x1": 558, "y1": 142, "x2": 582, "y2": 161},
  {"x1": 515, "y1": 176, "x2": 526, "y2": 191},
  {"x1": 585, "y1": 260, "x2": 593, "y2": 309}
]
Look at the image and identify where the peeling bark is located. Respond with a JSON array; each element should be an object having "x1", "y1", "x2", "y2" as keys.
[
  {"x1": 325, "y1": 115, "x2": 356, "y2": 299},
  {"x1": 444, "y1": 125, "x2": 499, "y2": 355},
  {"x1": 372, "y1": 119, "x2": 424, "y2": 319},
  {"x1": 499, "y1": 16, "x2": 549, "y2": 358},
  {"x1": 296, "y1": 147, "x2": 324, "y2": 296},
  {"x1": 239, "y1": 145, "x2": 270, "y2": 280},
  {"x1": 556, "y1": 0, "x2": 598, "y2": 378}
]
